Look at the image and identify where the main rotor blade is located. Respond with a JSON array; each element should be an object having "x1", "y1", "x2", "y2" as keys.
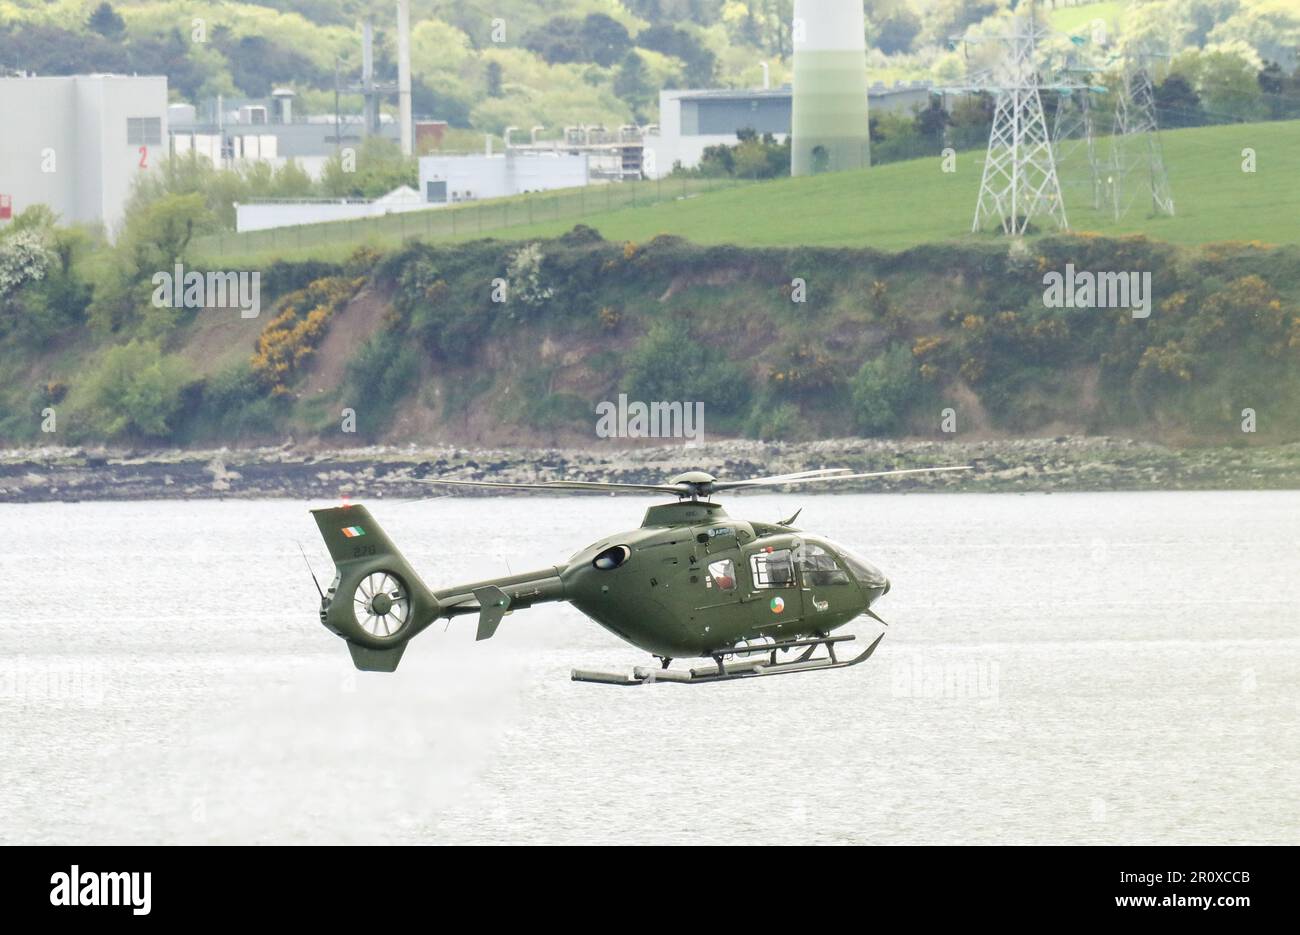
[
  {"x1": 412, "y1": 477, "x2": 687, "y2": 495},
  {"x1": 713, "y1": 465, "x2": 973, "y2": 490},
  {"x1": 725, "y1": 468, "x2": 852, "y2": 485}
]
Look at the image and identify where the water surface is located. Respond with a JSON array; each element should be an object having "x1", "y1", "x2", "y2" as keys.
[{"x1": 1, "y1": 491, "x2": 1296, "y2": 844}]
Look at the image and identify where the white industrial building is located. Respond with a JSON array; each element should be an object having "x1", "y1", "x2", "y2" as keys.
[
  {"x1": 0, "y1": 74, "x2": 168, "y2": 234},
  {"x1": 642, "y1": 82, "x2": 936, "y2": 178},
  {"x1": 233, "y1": 152, "x2": 590, "y2": 233},
  {"x1": 235, "y1": 185, "x2": 427, "y2": 232},
  {"x1": 418, "y1": 151, "x2": 589, "y2": 204}
]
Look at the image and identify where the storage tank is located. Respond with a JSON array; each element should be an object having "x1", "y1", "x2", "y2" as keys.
[{"x1": 790, "y1": 0, "x2": 870, "y2": 176}]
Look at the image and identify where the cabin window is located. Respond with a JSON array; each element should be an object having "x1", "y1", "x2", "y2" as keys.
[
  {"x1": 749, "y1": 549, "x2": 795, "y2": 588},
  {"x1": 707, "y1": 558, "x2": 736, "y2": 592},
  {"x1": 796, "y1": 543, "x2": 851, "y2": 586}
]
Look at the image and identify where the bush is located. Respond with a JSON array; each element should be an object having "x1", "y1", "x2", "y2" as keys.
[
  {"x1": 625, "y1": 318, "x2": 750, "y2": 415},
  {"x1": 852, "y1": 344, "x2": 919, "y2": 436},
  {"x1": 341, "y1": 328, "x2": 421, "y2": 437},
  {"x1": 251, "y1": 275, "x2": 360, "y2": 393},
  {"x1": 746, "y1": 401, "x2": 802, "y2": 441},
  {"x1": 73, "y1": 339, "x2": 191, "y2": 439}
]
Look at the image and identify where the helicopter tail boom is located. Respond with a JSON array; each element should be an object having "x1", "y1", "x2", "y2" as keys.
[{"x1": 311, "y1": 505, "x2": 440, "y2": 672}]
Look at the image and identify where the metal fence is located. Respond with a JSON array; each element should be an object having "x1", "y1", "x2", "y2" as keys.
[{"x1": 193, "y1": 176, "x2": 754, "y2": 260}]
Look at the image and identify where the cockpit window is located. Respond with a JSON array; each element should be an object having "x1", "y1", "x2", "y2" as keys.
[
  {"x1": 796, "y1": 543, "x2": 850, "y2": 586},
  {"x1": 750, "y1": 549, "x2": 796, "y2": 588},
  {"x1": 707, "y1": 558, "x2": 736, "y2": 592}
]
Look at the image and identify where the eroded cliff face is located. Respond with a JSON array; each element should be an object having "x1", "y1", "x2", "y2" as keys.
[{"x1": 7, "y1": 233, "x2": 1300, "y2": 452}]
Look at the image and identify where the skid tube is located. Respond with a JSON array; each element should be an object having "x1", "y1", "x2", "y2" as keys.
[{"x1": 571, "y1": 631, "x2": 886, "y2": 686}]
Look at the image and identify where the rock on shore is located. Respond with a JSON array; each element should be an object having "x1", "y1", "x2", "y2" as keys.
[{"x1": 2, "y1": 437, "x2": 1298, "y2": 502}]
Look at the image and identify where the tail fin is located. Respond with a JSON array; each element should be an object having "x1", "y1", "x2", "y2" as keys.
[{"x1": 311, "y1": 504, "x2": 439, "y2": 671}]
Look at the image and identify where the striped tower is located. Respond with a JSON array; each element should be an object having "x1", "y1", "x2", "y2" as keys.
[{"x1": 790, "y1": 0, "x2": 870, "y2": 176}]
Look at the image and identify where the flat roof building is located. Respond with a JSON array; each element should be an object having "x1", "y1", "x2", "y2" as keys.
[
  {"x1": 418, "y1": 152, "x2": 589, "y2": 205},
  {"x1": 643, "y1": 82, "x2": 935, "y2": 178},
  {"x1": 0, "y1": 74, "x2": 169, "y2": 235}
]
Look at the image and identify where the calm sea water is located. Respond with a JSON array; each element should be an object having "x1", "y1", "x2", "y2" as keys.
[{"x1": 1, "y1": 491, "x2": 1297, "y2": 845}]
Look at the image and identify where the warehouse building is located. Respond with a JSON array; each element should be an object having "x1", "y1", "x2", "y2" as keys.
[
  {"x1": 642, "y1": 82, "x2": 934, "y2": 177},
  {"x1": 0, "y1": 74, "x2": 168, "y2": 234},
  {"x1": 417, "y1": 151, "x2": 589, "y2": 204}
]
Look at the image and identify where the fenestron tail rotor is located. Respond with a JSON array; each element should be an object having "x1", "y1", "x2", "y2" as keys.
[{"x1": 353, "y1": 572, "x2": 411, "y2": 638}]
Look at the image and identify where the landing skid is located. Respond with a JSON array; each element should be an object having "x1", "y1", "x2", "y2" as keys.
[{"x1": 571, "y1": 632, "x2": 885, "y2": 686}]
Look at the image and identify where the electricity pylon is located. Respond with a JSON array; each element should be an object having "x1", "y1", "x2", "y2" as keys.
[
  {"x1": 966, "y1": 9, "x2": 1070, "y2": 234},
  {"x1": 1106, "y1": 63, "x2": 1176, "y2": 219},
  {"x1": 1050, "y1": 66, "x2": 1106, "y2": 210}
]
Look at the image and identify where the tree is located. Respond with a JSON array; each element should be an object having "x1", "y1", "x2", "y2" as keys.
[
  {"x1": 524, "y1": 15, "x2": 631, "y2": 67},
  {"x1": 876, "y1": 8, "x2": 922, "y2": 55},
  {"x1": 914, "y1": 95, "x2": 949, "y2": 145},
  {"x1": 924, "y1": 0, "x2": 1007, "y2": 45},
  {"x1": 320, "y1": 137, "x2": 417, "y2": 199},
  {"x1": 1195, "y1": 47, "x2": 1267, "y2": 120},
  {"x1": 1155, "y1": 73, "x2": 1202, "y2": 127},
  {"x1": 87, "y1": 2, "x2": 126, "y2": 41},
  {"x1": 581, "y1": 14, "x2": 633, "y2": 68},
  {"x1": 523, "y1": 18, "x2": 586, "y2": 64},
  {"x1": 217, "y1": 34, "x2": 327, "y2": 99},
  {"x1": 948, "y1": 92, "x2": 994, "y2": 149},
  {"x1": 411, "y1": 78, "x2": 472, "y2": 127},
  {"x1": 1257, "y1": 61, "x2": 1293, "y2": 119},
  {"x1": 614, "y1": 51, "x2": 653, "y2": 118},
  {"x1": 639, "y1": 24, "x2": 718, "y2": 86},
  {"x1": 121, "y1": 192, "x2": 215, "y2": 271},
  {"x1": 485, "y1": 60, "x2": 503, "y2": 98}
]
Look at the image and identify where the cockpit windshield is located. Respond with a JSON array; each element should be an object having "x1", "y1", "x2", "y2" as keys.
[
  {"x1": 795, "y1": 542, "x2": 850, "y2": 585},
  {"x1": 842, "y1": 551, "x2": 886, "y2": 588},
  {"x1": 822, "y1": 540, "x2": 887, "y2": 589}
]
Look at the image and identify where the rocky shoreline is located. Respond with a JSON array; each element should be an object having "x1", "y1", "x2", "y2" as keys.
[{"x1": 1, "y1": 437, "x2": 1298, "y2": 502}]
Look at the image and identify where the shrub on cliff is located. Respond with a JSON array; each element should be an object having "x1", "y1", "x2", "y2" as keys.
[
  {"x1": 851, "y1": 344, "x2": 919, "y2": 436},
  {"x1": 70, "y1": 339, "x2": 191, "y2": 439},
  {"x1": 624, "y1": 318, "x2": 751, "y2": 416}
]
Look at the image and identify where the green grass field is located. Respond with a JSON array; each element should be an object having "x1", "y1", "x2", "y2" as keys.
[
  {"x1": 1049, "y1": 1, "x2": 1127, "y2": 37},
  {"x1": 484, "y1": 121, "x2": 1300, "y2": 249},
  {"x1": 196, "y1": 120, "x2": 1300, "y2": 267}
]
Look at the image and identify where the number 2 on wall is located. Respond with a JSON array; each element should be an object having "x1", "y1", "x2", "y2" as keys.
[{"x1": 138, "y1": 146, "x2": 148, "y2": 169}]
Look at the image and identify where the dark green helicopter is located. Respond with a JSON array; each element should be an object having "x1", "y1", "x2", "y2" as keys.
[{"x1": 308, "y1": 465, "x2": 969, "y2": 685}]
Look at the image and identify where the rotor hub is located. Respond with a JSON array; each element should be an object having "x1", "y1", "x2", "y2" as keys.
[
  {"x1": 370, "y1": 592, "x2": 393, "y2": 616},
  {"x1": 668, "y1": 470, "x2": 716, "y2": 499}
]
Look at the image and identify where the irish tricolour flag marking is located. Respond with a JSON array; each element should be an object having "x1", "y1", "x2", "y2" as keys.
[{"x1": 341, "y1": 526, "x2": 366, "y2": 538}]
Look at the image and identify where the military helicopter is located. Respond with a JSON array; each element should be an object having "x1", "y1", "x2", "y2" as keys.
[{"x1": 307, "y1": 465, "x2": 969, "y2": 685}]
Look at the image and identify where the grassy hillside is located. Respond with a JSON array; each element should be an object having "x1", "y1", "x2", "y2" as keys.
[
  {"x1": 196, "y1": 120, "x2": 1300, "y2": 267},
  {"x1": 424, "y1": 119, "x2": 1300, "y2": 248},
  {"x1": 1049, "y1": 1, "x2": 1127, "y2": 35}
]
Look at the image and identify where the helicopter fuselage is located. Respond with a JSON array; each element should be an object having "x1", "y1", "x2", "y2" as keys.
[
  {"x1": 560, "y1": 500, "x2": 889, "y2": 658},
  {"x1": 312, "y1": 498, "x2": 891, "y2": 673}
]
